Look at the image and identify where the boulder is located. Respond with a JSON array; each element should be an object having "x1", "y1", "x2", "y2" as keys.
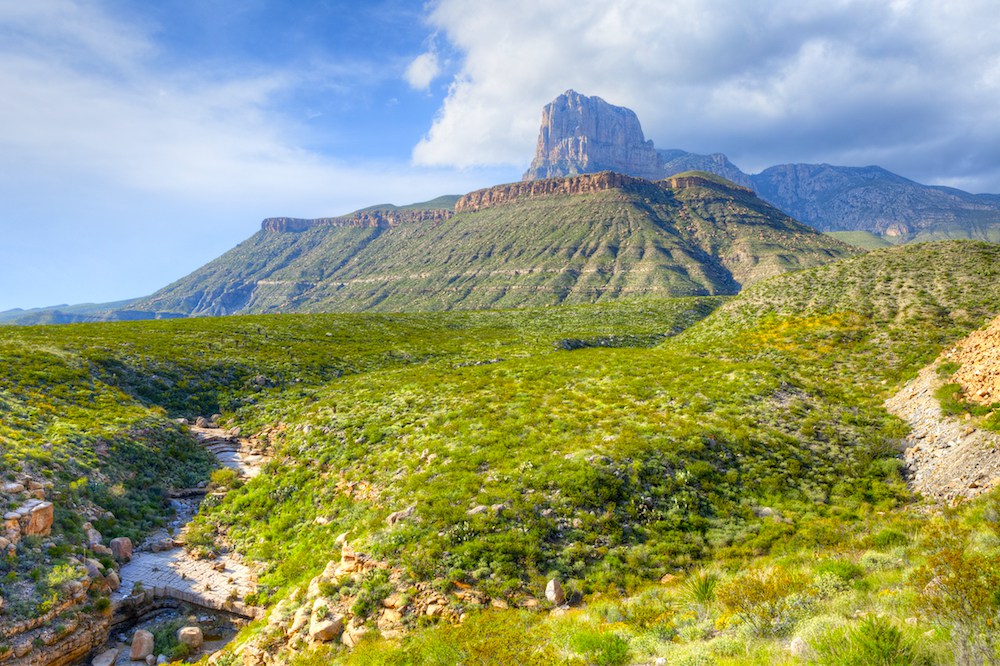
[
  {"x1": 110, "y1": 536, "x2": 133, "y2": 561},
  {"x1": 341, "y1": 623, "x2": 369, "y2": 648},
  {"x1": 105, "y1": 570, "x2": 121, "y2": 592},
  {"x1": 130, "y1": 629, "x2": 154, "y2": 661},
  {"x1": 91, "y1": 647, "x2": 119, "y2": 666},
  {"x1": 177, "y1": 626, "x2": 204, "y2": 649},
  {"x1": 195, "y1": 416, "x2": 209, "y2": 428},
  {"x1": 341, "y1": 542, "x2": 357, "y2": 564},
  {"x1": 545, "y1": 578, "x2": 565, "y2": 605},
  {"x1": 289, "y1": 606, "x2": 311, "y2": 635},
  {"x1": 25, "y1": 501, "x2": 53, "y2": 536},
  {"x1": 92, "y1": 544, "x2": 113, "y2": 557},
  {"x1": 309, "y1": 614, "x2": 344, "y2": 642},
  {"x1": 1, "y1": 483, "x2": 24, "y2": 494},
  {"x1": 82, "y1": 522, "x2": 102, "y2": 547},
  {"x1": 789, "y1": 636, "x2": 814, "y2": 659},
  {"x1": 386, "y1": 505, "x2": 415, "y2": 526}
]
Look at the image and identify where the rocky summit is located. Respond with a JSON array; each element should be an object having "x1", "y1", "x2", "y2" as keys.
[
  {"x1": 523, "y1": 90, "x2": 750, "y2": 187},
  {"x1": 524, "y1": 90, "x2": 1000, "y2": 241}
]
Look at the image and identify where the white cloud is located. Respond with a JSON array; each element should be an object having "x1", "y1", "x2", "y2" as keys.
[
  {"x1": 0, "y1": 0, "x2": 515, "y2": 311},
  {"x1": 405, "y1": 51, "x2": 441, "y2": 90},
  {"x1": 413, "y1": 0, "x2": 1000, "y2": 190}
]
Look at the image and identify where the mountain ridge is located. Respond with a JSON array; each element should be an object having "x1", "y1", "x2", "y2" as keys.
[
  {"x1": 526, "y1": 90, "x2": 1000, "y2": 239},
  {"x1": 127, "y1": 171, "x2": 854, "y2": 317}
]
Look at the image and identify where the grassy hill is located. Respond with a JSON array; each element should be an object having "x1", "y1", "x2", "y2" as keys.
[
  {"x1": 132, "y1": 173, "x2": 855, "y2": 317},
  {"x1": 5, "y1": 240, "x2": 1000, "y2": 664}
]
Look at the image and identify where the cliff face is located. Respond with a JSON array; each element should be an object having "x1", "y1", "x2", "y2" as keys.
[
  {"x1": 457, "y1": 171, "x2": 753, "y2": 214},
  {"x1": 262, "y1": 209, "x2": 452, "y2": 233},
  {"x1": 523, "y1": 91, "x2": 662, "y2": 181},
  {"x1": 456, "y1": 172, "x2": 653, "y2": 212}
]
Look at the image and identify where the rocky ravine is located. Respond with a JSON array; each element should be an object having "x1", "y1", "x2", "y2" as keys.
[{"x1": 885, "y1": 319, "x2": 1000, "y2": 504}]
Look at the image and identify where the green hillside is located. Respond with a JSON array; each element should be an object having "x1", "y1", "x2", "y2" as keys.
[
  {"x1": 5, "y1": 241, "x2": 1000, "y2": 664},
  {"x1": 133, "y1": 174, "x2": 856, "y2": 317}
]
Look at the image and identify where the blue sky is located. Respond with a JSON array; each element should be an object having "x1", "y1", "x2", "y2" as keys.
[{"x1": 3, "y1": 0, "x2": 1000, "y2": 312}]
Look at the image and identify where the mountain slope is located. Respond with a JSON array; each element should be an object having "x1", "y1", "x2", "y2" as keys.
[
  {"x1": 132, "y1": 172, "x2": 855, "y2": 316},
  {"x1": 751, "y1": 164, "x2": 1000, "y2": 238}
]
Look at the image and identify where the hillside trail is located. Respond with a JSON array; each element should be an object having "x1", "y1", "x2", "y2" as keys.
[
  {"x1": 110, "y1": 426, "x2": 270, "y2": 614},
  {"x1": 885, "y1": 320, "x2": 1000, "y2": 505}
]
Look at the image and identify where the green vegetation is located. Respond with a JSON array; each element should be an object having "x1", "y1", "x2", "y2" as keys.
[
  {"x1": 4, "y1": 240, "x2": 1000, "y2": 663},
  {"x1": 825, "y1": 231, "x2": 898, "y2": 250},
  {"x1": 130, "y1": 176, "x2": 854, "y2": 316}
]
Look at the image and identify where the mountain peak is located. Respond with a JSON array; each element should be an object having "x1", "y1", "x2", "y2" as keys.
[
  {"x1": 523, "y1": 91, "x2": 753, "y2": 187},
  {"x1": 523, "y1": 91, "x2": 662, "y2": 181}
]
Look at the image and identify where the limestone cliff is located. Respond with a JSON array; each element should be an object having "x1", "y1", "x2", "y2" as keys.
[
  {"x1": 522, "y1": 90, "x2": 752, "y2": 187},
  {"x1": 262, "y1": 209, "x2": 453, "y2": 233},
  {"x1": 523, "y1": 90, "x2": 662, "y2": 181}
]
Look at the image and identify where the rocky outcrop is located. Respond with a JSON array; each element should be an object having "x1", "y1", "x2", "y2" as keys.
[
  {"x1": 456, "y1": 171, "x2": 754, "y2": 214},
  {"x1": 262, "y1": 209, "x2": 453, "y2": 233},
  {"x1": 456, "y1": 171, "x2": 655, "y2": 213},
  {"x1": 523, "y1": 90, "x2": 662, "y2": 181},
  {"x1": 886, "y1": 361, "x2": 1000, "y2": 504},
  {"x1": 950, "y1": 316, "x2": 1000, "y2": 405}
]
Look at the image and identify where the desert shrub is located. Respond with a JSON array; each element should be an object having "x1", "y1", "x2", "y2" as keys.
[
  {"x1": 716, "y1": 566, "x2": 807, "y2": 637},
  {"x1": 870, "y1": 528, "x2": 909, "y2": 550},
  {"x1": 351, "y1": 569, "x2": 394, "y2": 618},
  {"x1": 811, "y1": 572, "x2": 850, "y2": 599},
  {"x1": 811, "y1": 615, "x2": 931, "y2": 665},
  {"x1": 210, "y1": 467, "x2": 242, "y2": 490},
  {"x1": 860, "y1": 550, "x2": 901, "y2": 571},
  {"x1": 815, "y1": 559, "x2": 864, "y2": 581},
  {"x1": 568, "y1": 629, "x2": 631, "y2": 666},
  {"x1": 914, "y1": 526, "x2": 1000, "y2": 665}
]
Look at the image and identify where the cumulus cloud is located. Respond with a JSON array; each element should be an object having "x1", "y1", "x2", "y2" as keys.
[
  {"x1": 413, "y1": 0, "x2": 1000, "y2": 191},
  {"x1": 405, "y1": 51, "x2": 441, "y2": 90}
]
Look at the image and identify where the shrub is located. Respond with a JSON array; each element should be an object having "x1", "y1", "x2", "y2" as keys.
[
  {"x1": 811, "y1": 572, "x2": 850, "y2": 599},
  {"x1": 815, "y1": 559, "x2": 864, "y2": 581},
  {"x1": 568, "y1": 629, "x2": 631, "y2": 666},
  {"x1": 210, "y1": 467, "x2": 242, "y2": 490},
  {"x1": 859, "y1": 550, "x2": 900, "y2": 571},
  {"x1": 811, "y1": 615, "x2": 930, "y2": 665},
  {"x1": 716, "y1": 566, "x2": 807, "y2": 637},
  {"x1": 870, "y1": 529, "x2": 909, "y2": 550},
  {"x1": 914, "y1": 527, "x2": 1000, "y2": 665}
]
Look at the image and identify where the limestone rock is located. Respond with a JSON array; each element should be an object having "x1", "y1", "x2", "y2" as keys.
[
  {"x1": 789, "y1": 635, "x2": 813, "y2": 658},
  {"x1": 130, "y1": 629, "x2": 154, "y2": 661},
  {"x1": 545, "y1": 578, "x2": 565, "y2": 605},
  {"x1": 82, "y1": 522, "x2": 102, "y2": 547},
  {"x1": 309, "y1": 614, "x2": 344, "y2": 642},
  {"x1": 289, "y1": 606, "x2": 311, "y2": 635},
  {"x1": 341, "y1": 622, "x2": 369, "y2": 648},
  {"x1": 386, "y1": 505, "x2": 415, "y2": 527},
  {"x1": 110, "y1": 536, "x2": 133, "y2": 561},
  {"x1": 2, "y1": 482, "x2": 25, "y2": 494},
  {"x1": 25, "y1": 501, "x2": 54, "y2": 536},
  {"x1": 91, "y1": 647, "x2": 119, "y2": 666},
  {"x1": 523, "y1": 90, "x2": 662, "y2": 181},
  {"x1": 177, "y1": 626, "x2": 204, "y2": 649}
]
